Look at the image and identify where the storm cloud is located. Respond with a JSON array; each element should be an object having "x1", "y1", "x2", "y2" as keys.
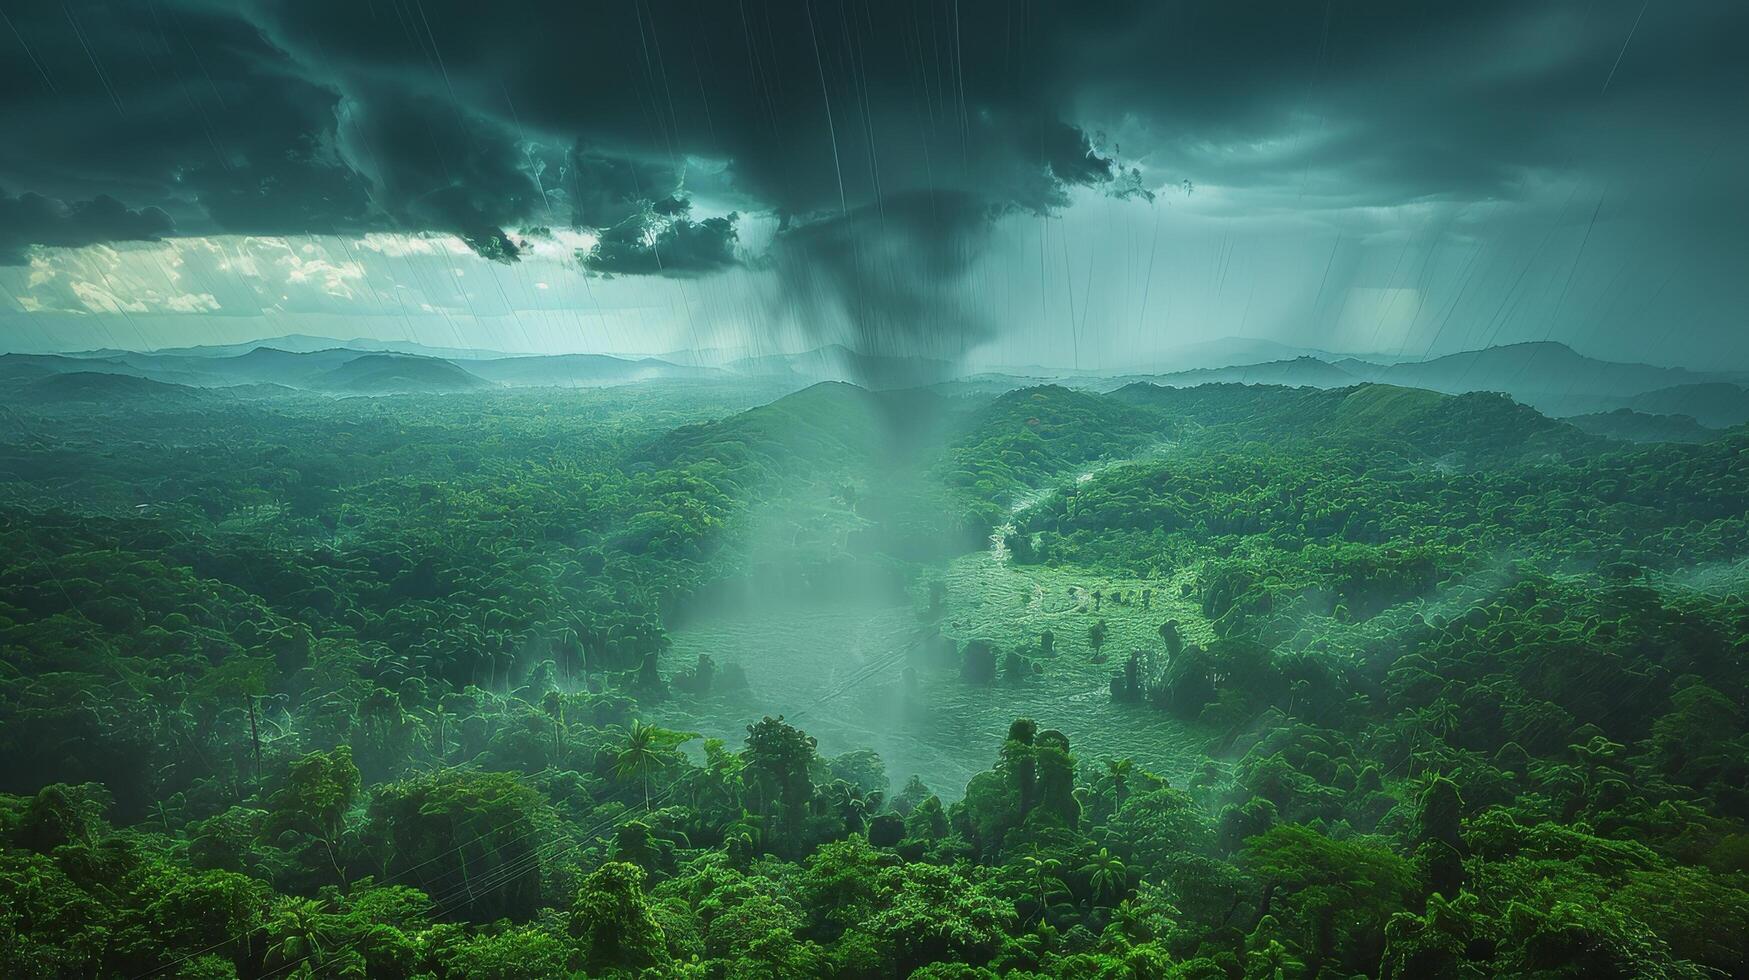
[
  {"x1": 0, "y1": 188, "x2": 174, "y2": 264},
  {"x1": 1, "y1": 1, "x2": 1745, "y2": 362}
]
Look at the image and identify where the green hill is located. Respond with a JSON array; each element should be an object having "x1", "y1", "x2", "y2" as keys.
[
  {"x1": 19, "y1": 371, "x2": 204, "y2": 405},
  {"x1": 1114, "y1": 381, "x2": 1584, "y2": 463},
  {"x1": 310, "y1": 353, "x2": 490, "y2": 393},
  {"x1": 636, "y1": 382, "x2": 912, "y2": 485},
  {"x1": 937, "y1": 385, "x2": 1166, "y2": 507},
  {"x1": 1565, "y1": 408, "x2": 1717, "y2": 443},
  {"x1": 1624, "y1": 383, "x2": 1749, "y2": 429}
]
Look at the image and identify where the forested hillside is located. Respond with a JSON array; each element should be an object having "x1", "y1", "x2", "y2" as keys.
[{"x1": 1, "y1": 378, "x2": 1746, "y2": 978}]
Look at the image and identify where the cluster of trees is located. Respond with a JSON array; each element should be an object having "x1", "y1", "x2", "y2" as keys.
[
  {"x1": 1013, "y1": 413, "x2": 1749, "y2": 638},
  {"x1": 12, "y1": 696, "x2": 1743, "y2": 977},
  {"x1": 0, "y1": 388, "x2": 797, "y2": 823}
]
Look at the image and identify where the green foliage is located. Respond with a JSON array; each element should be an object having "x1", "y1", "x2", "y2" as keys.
[
  {"x1": 3, "y1": 378, "x2": 1748, "y2": 977},
  {"x1": 569, "y1": 860, "x2": 668, "y2": 973}
]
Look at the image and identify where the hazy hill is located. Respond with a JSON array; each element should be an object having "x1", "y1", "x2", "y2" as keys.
[
  {"x1": 1622, "y1": 383, "x2": 1749, "y2": 429},
  {"x1": 629, "y1": 381, "x2": 913, "y2": 532},
  {"x1": 1151, "y1": 336, "x2": 1415, "y2": 371},
  {"x1": 0, "y1": 353, "x2": 97, "y2": 383},
  {"x1": 18, "y1": 371, "x2": 205, "y2": 404},
  {"x1": 466, "y1": 353, "x2": 715, "y2": 386},
  {"x1": 1114, "y1": 381, "x2": 1586, "y2": 463},
  {"x1": 20, "y1": 336, "x2": 1737, "y2": 411},
  {"x1": 4, "y1": 347, "x2": 368, "y2": 389},
  {"x1": 1565, "y1": 409, "x2": 1717, "y2": 444},
  {"x1": 94, "y1": 334, "x2": 514, "y2": 361},
  {"x1": 194, "y1": 347, "x2": 372, "y2": 386},
  {"x1": 938, "y1": 385, "x2": 1166, "y2": 506},
  {"x1": 1102, "y1": 356, "x2": 1360, "y2": 392},
  {"x1": 1344, "y1": 342, "x2": 1705, "y2": 413},
  {"x1": 310, "y1": 353, "x2": 490, "y2": 393},
  {"x1": 728, "y1": 344, "x2": 957, "y2": 389}
]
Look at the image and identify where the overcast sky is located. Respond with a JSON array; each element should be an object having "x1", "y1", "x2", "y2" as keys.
[{"x1": 2, "y1": 0, "x2": 1744, "y2": 369}]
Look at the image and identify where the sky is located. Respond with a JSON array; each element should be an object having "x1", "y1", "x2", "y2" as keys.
[{"x1": 1, "y1": 0, "x2": 1745, "y2": 370}]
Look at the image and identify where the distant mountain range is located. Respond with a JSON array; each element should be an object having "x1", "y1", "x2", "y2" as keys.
[
  {"x1": 5, "y1": 335, "x2": 1746, "y2": 433},
  {"x1": 1563, "y1": 409, "x2": 1717, "y2": 444},
  {"x1": 724, "y1": 344, "x2": 958, "y2": 389},
  {"x1": 0, "y1": 336, "x2": 964, "y2": 396},
  {"x1": 68, "y1": 334, "x2": 516, "y2": 362},
  {"x1": 1093, "y1": 341, "x2": 1749, "y2": 428}
]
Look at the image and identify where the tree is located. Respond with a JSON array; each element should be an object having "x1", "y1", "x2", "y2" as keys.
[
  {"x1": 1032, "y1": 730, "x2": 1080, "y2": 829},
  {"x1": 744, "y1": 716, "x2": 817, "y2": 856},
  {"x1": 864, "y1": 863, "x2": 1015, "y2": 973},
  {"x1": 1647, "y1": 682, "x2": 1741, "y2": 789},
  {"x1": 1106, "y1": 757, "x2": 1135, "y2": 812},
  {"x1": 1157, "y1": 619, "x2": 1182, "y2": 657},
  {"x1": 893, "y1": 775, "x2": 930, "y2": 816},
  {"x1": 364, "y1": 770, "x2": 547, "y2": 922},
  {"x1": 16, "y1": 784, "x2": 100, "y2": 853},
  {"x1": 1108, "y1": 787, "x2": 1216, "y2": 880},
  {"x1": 1243, "y1": 824, "x2": 1413, "y2": 975},
  {"x1": 1000, "y1": 719, "x2": 1039, "y2": 818},
  {"x1": 1080, "y1": 847, "x2": 1130, "y2": 906},
  {"x1": 1018, "y1": 854, "x2": 1070, "y2": 920},
  {"x1": 962, "y1": 640, "x2": 998, "y2": 684},
  {"x1": 869, "y1": 812, "x2": 905, "y2": 847},
  {"x1": 615, "y1": 720, "x2": 693, "y2": 807},
  {"x1": 264, "y1": 897, "x2": 338, "y2": 977},
  {"x1": 1415, "y1": 777, "x2": 1464, "y2": 853},
  {"x1": 267, "y1": 746, "x2": 360, "y2": 884},
  {"x1": 568, "y1": 861, "x2": 667, "y2": 973}
]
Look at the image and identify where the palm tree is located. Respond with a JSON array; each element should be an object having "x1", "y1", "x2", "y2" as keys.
[
  {"x1": 1019, "y1": 854, "x2": 1070, "y2": 920},
  {"x1": 613, "y1": 721, "x2": 696, "y2": 807},
  {"x1": 1105, "y1": 758, "x2": 1135, "y2": 812},
  {"x1": 265, "y1": 897, "x2": 333, "y2": 976},
  {"x1": 614, "y1": 721, "x2": 667, "y2": 806},
  {"x1": 1080, "y1": 847, "x2": 1129, "y2": 906}
]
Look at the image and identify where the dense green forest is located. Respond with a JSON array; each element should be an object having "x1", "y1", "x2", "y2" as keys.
[{"x1": 2, "y1": 375, "x2": 1746, "y2": 979}]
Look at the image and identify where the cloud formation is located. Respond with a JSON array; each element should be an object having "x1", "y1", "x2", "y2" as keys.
[
  {"x1": 1, "y1": 1, "x2": 1744, "y2": 358},
  {"x1": 0, "y1": 189, "x2": 174, "y2": 265}
]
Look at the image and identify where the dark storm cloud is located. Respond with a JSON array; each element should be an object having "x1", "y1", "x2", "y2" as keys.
[
  {"x1": 1066, "y1": 0, "x2": 1749, "y2": 207},
  {"x1": 768, "y1": 192, "x2": 995, "y2": 355},
  {"x1": 565, "y1": 150, "x2": 685, "y2": 230},
  {"x1": 0, "y1": 0, "x2": 376, "y2": 235},
  {"x1": 583, "y1": 213, "x2": 740, "y2": 278},
  {"x1": 0, "y1": 1, "x2": 1130, "y2": 256},
  {"x1": 0, "y1": 0, "x2": 1742, "y2": 333},
  {"x1": 0, "y1": 189, "x2": 174, "y2": 265}
]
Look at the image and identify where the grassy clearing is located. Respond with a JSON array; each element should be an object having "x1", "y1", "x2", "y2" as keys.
[{"x1": 656, "y1": 547, "x2": 1218, "y2": 801}]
